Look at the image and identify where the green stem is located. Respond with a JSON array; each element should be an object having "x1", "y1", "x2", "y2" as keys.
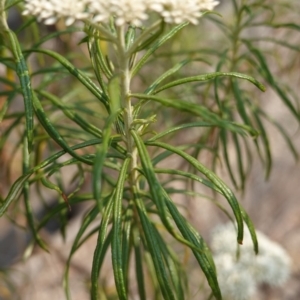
[
  {"x1": 0, "y1": 0, "x2": 9, "y2": 31},
  {"x1": 116, "y1": 26, "x2": 138, "y2": 187},
  {"x1": 230, "y1": 1, "x2": 245, "y2": 70}
]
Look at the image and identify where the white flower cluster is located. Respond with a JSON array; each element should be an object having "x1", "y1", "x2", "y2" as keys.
[
  {"x1": 210, "y1": 223, "x2": 291, "y2": 300},
  {"x1": 22, "y1": 0, "x2": 90, "y2": 26},
  {"x1": 23, "y1": 0, "x2": 219, "y2": 27}
]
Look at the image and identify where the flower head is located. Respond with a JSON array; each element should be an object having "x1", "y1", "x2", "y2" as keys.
[
  {"x1": 148, "y1": 0, "x2": 202, "y2": 25},
  {"x1": 23, "y1": 0, "x2": 89, "y2": 25},
  {"x1": 89, "y1": 0, "x2": 148, "y2": 27},
  {"x1": 214, "y1": 254, "x2": 257, "y2": 300},
  {"x1": 197, "y1": 0, "x2": 220, "y2": 11},
  {"x1": 148, "y1": 0, "x2": 219, "y2": 24},
  {"x1": 23, "y1": 0, "x2": 219, "y2": 27},
  {"x1": 210, "y1": 223, "x2": 291, "y2": 300}
]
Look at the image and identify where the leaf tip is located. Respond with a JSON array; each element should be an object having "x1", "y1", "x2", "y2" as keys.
[
  {"x1": 260, "y1": 84, "x2": 267, "y2": 92},
  {"x1": 62, "y1": 193, "x2": 71, "y2": 212}
]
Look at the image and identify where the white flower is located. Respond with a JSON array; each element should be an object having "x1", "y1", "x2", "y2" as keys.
[
  {"x1": 253, "y1": 234, "x2": 291, "y2": 286},
  {"x1": 23, "y1": 0, "x2": 56, "y2": 23},
  {"x1": 89, "y1": 0, "x2": 148, "y2": 27},
  {"x1": 197, "y1": 0, "x2": 220, "y2": 11},
  {"x1": 23, "y1": 0, "x2": 89, "y2": 25},
  {"x1": 210, "y1": 223, "x2": 291, "y2": 300},
  {"x1": 214, "y1": 254, "x2": 257, "y2": 300},
  {"x1": 148, "y1": 0, "x2": 206, "y2": 25},
  {"x1": 147, "y1": 0, "x2": 219, "y2": 24},
  {"x1": 23, "y1": 0, "x2": 219, "y2": 27},
  {"x1": 86, "y1": 1, "x2": 112, "y2": 24},
  {"x1": 51, "y1": 0, "x2": 89, "y2": 26}
]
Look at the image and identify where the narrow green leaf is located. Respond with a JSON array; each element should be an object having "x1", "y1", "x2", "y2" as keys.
[
  {"x1": 88, "y1": 34, "x2": 112, "y2": 93},
  {"x1": 132, "y1": 130, "x2": 207, "y2": 252},
  {"x1": 133, "y1": 187, "x2": 176, "y2": 300},
  {"x1": 22, "y1": 137, "x2": 48, "y2": 251},
  {"x1": 147, "y1": 122, "x2": 213, "y2": 142},
  {"x1": 14, "y1": 16, "x2": 36, "y2": 34},
  {"x1": 131, "y1": 93, "x2": 256, "y2": 136},
  {"x1": 213, "y1": 49, "x2": 229, "y2": 110},
  {"x1": 40, "y1": 176, "x2": 71, "y2": 212},
  {"x1": 142, "y1": 249, "x2": 161, "y2": 298},
  {"x1": 131, "y1": 130, "x2": 175, "y2": 229},
  {"x1": 0, "y1": 139, "x2": 106, "y2": 216},
  {"x1": 244, "y1": 41, "x2": 300, "y2": 121},
  {"x1": 33, "y1": 138, "x2": 102, "y2": 170},
  {"x1": 152, "y1": 149, "x2": 174, "y2": 166},
  {"x1": 162, "y1": 190, "x2": 222, "y2": 300},
  {"x1": 0, "y1": 171, "x2": 32, "y2": 216},
  {"x1": 108, "y1": 75, "x2": 121, "y2": 114},
  {"x1": 47, "y1": 154, "x2": 122, "y2": 177},
  {"x1": 206, "y1": 15, "x2": 231, "y2": 36},
  {"x1": 220, "y1": 129, "x2": 238, "y2": 189},
  {"x1": 165, "y1": 187, "x2": 234, "y2": 223},
  {"x1": 269, "y1": 22, "x2": 300, "y2": 31},
  {"x1": 4, "y1": 0, "x2": 22, "y2": 10},
  {"x1": 258, "y1": 108, "x2": 298, "y2": 161},
  {"x1": 152, "y1": 71, "x2": 266, "y2": 94},
  {"x1": 37, "y1": 194, "x2": 94, "y2": 231},
  {"x1": 232, "y1": 132, "x2": 246, "y2": 191},
  {"x1": 0, "y1": 91, "x2": 15, "y2": 123},
  {"x1": 152, "y1": 226, "x2": 185, "y2": 299},
  {"x1": 132, "y1": 22, "x2": 189, "y2": 77},
  {"x1": 36, "y1": 89, "x2": 102, "y2": 138},
  {"x1": 246, "y1": 37, "x2": 300, "y2": 52},
  {"x1": 151, "y1": 143, "x2": 213, "y2": 167},
  {"x1": 134, "y1": 22, "x2": 165, "y2": 52},
  {"x1": 153, "y1": 168, "x2": 222, "y2": 194},
  {"x1": 133, "y1": 228, "x2": 146, "y2": 300},
  {"x1": 122, "y1": 201, "x2": 134, "y2": 292},
  {"x1": 112, "y1": 158, "x2": 130, "y2": 300},
  {"x1": 240, "y1": 207, "x2": 259, "y2": 254},
  {"x1": 252, "y1": 110, "x2": 272, "y2": 179},
  {"x1": 232, "y1": 81, "x2": 253, "y2": 127},
  {"x1": 93, "y1": 113, "x2": 119, "y2": 211},
  {"x1": 64, "y1": 205, "x2": 99, "y2": 300},
  {"x1": 32, "y1": 92, "x2": 93, "y2": 165},
  {"x1": 125, "y1": 25, "x2": 136, "y2": 50},
  {"x1": 145, "y1": 59, "x2": 192, "y2": 95},
  {"x1": 147, "y1": 141, "x2": 244, "y2": 244},
  {"x1": 29, "y1": 28, "x2": 80, "y2": 48},
  {"x1": 5, "y1": 30, "x2": 34, "y2": 151},
  {"x1": 25, "y1": 48, "x2": 110, "y2": 111},
  {"x1": 91, "y1": 194, "x2": 115, "y2": 300}
]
